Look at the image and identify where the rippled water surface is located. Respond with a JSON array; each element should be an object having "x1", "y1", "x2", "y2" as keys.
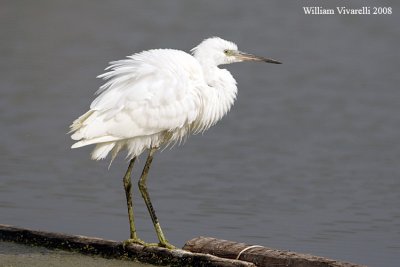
[{"x1": 1, "y1": 1, "x2": 399, "y2": 266}]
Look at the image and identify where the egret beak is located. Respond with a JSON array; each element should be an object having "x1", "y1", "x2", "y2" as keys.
[{"x1": 235, "y1": 51, "x2": 282, "y2": 64}]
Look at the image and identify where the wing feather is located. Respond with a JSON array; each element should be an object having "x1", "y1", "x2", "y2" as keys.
[{"x1": 70, "y1": 49, "x2": 205, "y2": 147}]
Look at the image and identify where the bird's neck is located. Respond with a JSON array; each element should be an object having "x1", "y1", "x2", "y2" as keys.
[{"x1": 195, "y1": 66, "x2": 238, "y2": 131}]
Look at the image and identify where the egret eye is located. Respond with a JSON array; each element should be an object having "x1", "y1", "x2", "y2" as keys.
[{"x1": 223, "y1": 49, "x2": 229, "y2": 55}]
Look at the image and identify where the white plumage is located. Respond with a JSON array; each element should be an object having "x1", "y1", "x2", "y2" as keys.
[
  {"x1": 69, "y1": 37, "x2": 281, "y2": 248},
  {"x1": 70, "y1": 37, "x2": 241, "y2": 161}
]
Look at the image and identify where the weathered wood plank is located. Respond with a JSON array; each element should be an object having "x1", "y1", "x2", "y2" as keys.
[
  {"x1": 183, "y1": 237, "x2": 367, "y2": 267},
  {"x1": 0, "y1": 224, "x2": 254, "y2": 267}
]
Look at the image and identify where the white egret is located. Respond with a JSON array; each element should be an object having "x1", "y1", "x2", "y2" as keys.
[{"x1": 69, "y1": 37, "x2": 281, "y2": 249}]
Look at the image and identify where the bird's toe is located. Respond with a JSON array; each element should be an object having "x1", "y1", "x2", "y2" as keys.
[
  {"x1": 159, "y1": 241, "x2": 176, "y2": 250},
  {"x1": 123, "y1": 238, "x2": 146, "y2": 247}
]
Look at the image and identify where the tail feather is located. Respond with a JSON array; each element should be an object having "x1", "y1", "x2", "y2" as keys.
[
  {"x1": 69, "y1": 110, "x2": 95, "y2": 133},
  {"x1": 91, "y1": 142, "x2": 115, "y2": 160},
  {"x1": 70, "y1": 109, "x2": 121, "y2": 149},
  {"x1": 70, "y1": 110, "x2": 124, "y2": 166},
  {"x1": 71, "y1": 135, "x2": 120, "y2": 149}
]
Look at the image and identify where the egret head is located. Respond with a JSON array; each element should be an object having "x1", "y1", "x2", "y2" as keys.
[{"x1": 192, "y1": 37, "x2": 281, "y2": 66}]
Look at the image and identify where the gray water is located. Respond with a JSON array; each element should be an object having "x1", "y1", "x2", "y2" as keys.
[{"x1": 1, "y1": 1, "x2": 399, "y2": 266}]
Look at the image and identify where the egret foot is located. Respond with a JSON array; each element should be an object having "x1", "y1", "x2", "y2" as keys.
[
  {"x1": 158, "y1": 241, "x2": 176, "y2": 250},
  {"x1": 139, "y1": 240, "x2": 175, "y2": 249},
  {"x1": 122, "y1": 238, "x2": 146, "y2": 247}
]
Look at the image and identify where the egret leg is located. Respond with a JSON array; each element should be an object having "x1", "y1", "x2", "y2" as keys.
[
  {"x1": 122, "y1": 157, "x2": 144, "y2": 245},
  {"x1": 138, "y1": 148, "x2": 175, "y2": 249}
]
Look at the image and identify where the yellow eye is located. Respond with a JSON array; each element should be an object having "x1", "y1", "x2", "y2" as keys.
[{"x1": 223, "y1": 49, "x2": 229, "y2": 55}]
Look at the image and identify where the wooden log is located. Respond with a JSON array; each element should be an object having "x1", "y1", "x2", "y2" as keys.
[
  {"x1": 183, "y1": 236, "x2": 367, "y2": 267},
  {"x1": 0, "y1": 224, "x2": 254, "y2": 267}
]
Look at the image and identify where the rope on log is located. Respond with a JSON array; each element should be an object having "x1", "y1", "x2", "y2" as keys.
[{"x1": 183, "y1": 236, "x2": 367, "y2": 267}]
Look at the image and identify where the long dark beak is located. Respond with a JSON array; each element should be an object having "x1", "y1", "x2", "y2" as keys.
[{"x1": 236, "y1": 51, "x2": 282, "y2": 64}]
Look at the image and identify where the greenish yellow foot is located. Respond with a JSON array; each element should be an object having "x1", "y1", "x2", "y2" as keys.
[
  {"x1": 122, "y1": 238, "x2": 146, "y2": 247},
  {"x1": 158, "y1": 241, "x2": 175, "y2": 250},
  {"x1": 130, "y1": 240, "x2": 175, "y2": 249},
  {"x1": 123, "y1": 238, "x2": 175, "y2": 249}
]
